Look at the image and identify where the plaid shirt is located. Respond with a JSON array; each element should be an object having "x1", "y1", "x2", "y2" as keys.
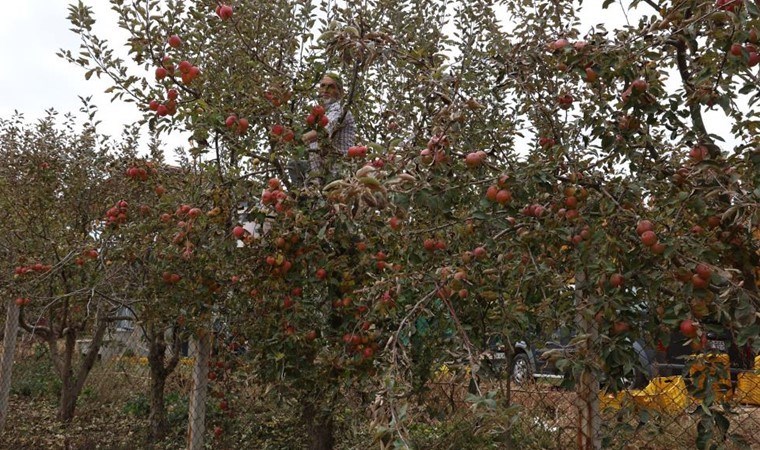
[{"x1": 309, "y1": 102, "x2": 355, "y2": 173}]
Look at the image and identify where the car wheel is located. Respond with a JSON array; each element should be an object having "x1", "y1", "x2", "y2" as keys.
[{"x1": 511, "y1": 353, "x2": 533, "y2": 385}]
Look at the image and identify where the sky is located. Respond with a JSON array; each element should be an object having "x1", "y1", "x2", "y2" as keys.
[
  {"x1": 0, "y1": 1, "x2": 738, "y2": 158},
  {"x1": 0, "y1": 1, "x2": 188, "y2": 153}
]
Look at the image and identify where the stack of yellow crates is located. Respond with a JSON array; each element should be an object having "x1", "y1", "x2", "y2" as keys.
[
  {"x1": 630, "y1": 376, "x2": 688, "y2": 414},
  {"x1": 689, "y1": 353, "x2": 732, "y2": 403},
  {"x1": 735, "y1": 355, "x2": 760, "y2": 406}
]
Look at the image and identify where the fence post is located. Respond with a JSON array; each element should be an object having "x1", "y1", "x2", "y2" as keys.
[
  {"x1": 574, "y1": 271, "x2": 601, "y2": 450},
  {"x1": 0, "y1": 300, "x2": 20, "y2": 432},
  {"x1": 187, "y1": 329, "x2": 211, "y2": 450}
]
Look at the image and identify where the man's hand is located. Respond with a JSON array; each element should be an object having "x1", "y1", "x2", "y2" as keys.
[{"x1": 301, "y1": 130, "x2": 318, "y2": 144}]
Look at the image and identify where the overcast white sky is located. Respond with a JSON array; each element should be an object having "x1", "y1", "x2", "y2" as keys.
[{"x1": 0, "y1": 1, "x2": 737, "y2": 158}]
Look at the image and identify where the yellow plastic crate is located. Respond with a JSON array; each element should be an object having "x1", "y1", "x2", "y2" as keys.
[
  {"x1": 599, "y1": 390, "x2": 628, "y2": 411},
  {"x1": 631, "y1": 376, "x2": 688, "y2": 414},
  {"x1": 735, "y1": 373, "x2": 760, "y2": 406},
  {"x1": 689, "y1": 353, "x2": 732, "y2": 402}
]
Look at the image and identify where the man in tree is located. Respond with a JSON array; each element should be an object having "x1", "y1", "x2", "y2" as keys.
[{"x1": 295, "y1": 72, "x2": 356, "y2": 185}]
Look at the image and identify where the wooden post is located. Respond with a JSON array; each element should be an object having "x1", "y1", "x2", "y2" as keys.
[
  {"x1": 0, "y1": 300, "x2": 20, "y2": 431},
  {"x1": 574, "y1": 271, "x2": 601, "y2": 450},
  {"x1": 187, "y1": 330, "x2": 211, "y2": 450}
]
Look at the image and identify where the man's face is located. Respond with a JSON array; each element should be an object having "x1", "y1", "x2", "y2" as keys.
[{"x1": 319, "y1": 76, "x2": 341, "y2": 104}]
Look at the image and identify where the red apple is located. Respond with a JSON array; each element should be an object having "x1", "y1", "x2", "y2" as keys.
[
  {"x1": 640, "y1": 230, "x2": 658, "y2": 247},
  {"x1": 680, "y1": 319, "x2": 698, "y2": 338},
  {"x1": 217, "y1": 4, "x2": 233, "y2": 20},
  {"x1": 232, "y1": 226, "x2": 246, "y2": 239},
  {"x1": 237, "y1": 118, "x2": 249, "y2": 134},
  {"x1": 167, "y1": 34, "x2": 182, "y2": 48},
  {"x1": 155, "y1": 67, "x2": 168, "y2": 80},
  {"x1": 609, "y1": 273, "x2": 624, "y2": 288},
  {"x1": 636, "y1": 220, "x2": 653, "y2": 236}
]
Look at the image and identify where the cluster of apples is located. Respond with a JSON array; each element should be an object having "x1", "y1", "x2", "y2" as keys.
[
  {"x1": 270, "y1": 124, "x2": 295, "y2": 142},
  {"x1": 105, "y1": 200, "x2": 130, "y2": 228},
  {"x1": 14, "y1": 263, "x2": 52, "y2": 276},
  {"x1": 260, "y1": 178, "x2": 289, "y2": 213},
  {"x1": 636, "y1": 219, "x2": 666, "y2": 254},
  {"x1": 484, "y1": 175, "x2": 512, "y2": 206},
  {"x1": 74, "y1": 249, "x2": 99, "y2": 266},
  {"x1": 225, "y1": 114, "x2": 249, "y2": 135},
  {"x1": 148, "y1": 87, "x2": 180, "y2": 117},
  {"x1": 419, "y1": 134, "x2": 449, "y2": 165},
  {"x1": 305, "y1": 104, "x2": 329, "y2": 129}
]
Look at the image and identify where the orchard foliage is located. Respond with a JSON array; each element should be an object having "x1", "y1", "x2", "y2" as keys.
[{"x1": 43, "y1": 0, "x2": 760, "y2": 446}]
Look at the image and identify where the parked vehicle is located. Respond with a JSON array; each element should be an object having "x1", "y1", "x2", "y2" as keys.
[{"x1": 482, "y1": 323, "x2": 754, "y2": 389}]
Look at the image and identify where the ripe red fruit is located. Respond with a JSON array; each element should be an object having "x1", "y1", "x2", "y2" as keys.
[
  {"x1": 423, "y1": 239, "x2": 437, "y2": 252},
  {"x1": 636, "y1": 220, "x2": 654, "y2": 236},
  {"x1": 557, "y1": 94, "x2": 574, "y2": 109},
  {"x1": 584, "y1": 67, "x2": 597, "y2": 82},
  {"x1": 680, "y1": 319, "x2": 698, "y2": 338},
  {"x1": 271, "y1": 124, "x2": 284, "y2": 136},
  {"x1": 15, "y1": 298, "x2": 25, "y2": 307},
  {"x1": 389, "y1": 216, "x2": 401, "y2": 230},
  {"x1": 640, "y1": 230, "x2": 658, "y2": 247},
  {"x1": 237, "y1": 118, "x2": 249, "y2": 134},
  {"x1": 155, "y1": 67, "x2": 168, "y2": 80},
  {"x1": 188, "y1": 208, "x2": 202, "y2": 219},
  {"x1": 689, "y1": 145, "x2": 708, "y2": 162},
  {"x1": 319, "y1": 115, "x2": 329, "y2": 127},
  {"x1": 155, "y1": 185, "x2": 166, "y2": 196},
  {"x1": 214, "y1": 426, "x2": 223, "y2": 438},
  {"x1": 609, "y1": 273, "x2": 624, "y2": 288},
  {"x1": 225, "y1": 115, "x2": 237, "y2": 128},
  {"x1": 716, "y1": 0, "x2": 740, "y2": 12},
  {"x1": 316, "y1": 268, "x2": 327, "y2": 280},
  {"x1": 268, "y1": 178, "x2": 281, "y2": 190},
  {"x1": 691, "y1": 274, "x2": 709, "y2": 289},
  {"x1": 178, "y1": 60, "x2": 192, "y2": 74},
  {"x1": 730, "y1": 43, "x2": 743, "y2": 56},
  {"x1": 612, "y1": 321, "x2": 630, "y2": 335},
  {"x1": 156, "y1": 105, "x2": 169, "y2": 116},
  {"x1": 748, "y1": 52, "x2": 760, "y2": 67},
  {"x1": 465, "y1": 152, "x2": 484, "y2": 168},
  {"x1": 564, "y1": 196, "x2": 578, "y2": 209},
  {"x1": 306, "y1": 114, "x2": 316, "y2": 127},
  {"x1": 473, "y1": 246, "x2": 487, "y2": 260},
  {"x1": 550, "y1": 38, "x2": 569, "y2": 51},
  {"x1": 631, "y1": 78, "x2": 648, "y2": 94},
  {"x1": 232, "y1": 226, "x2": 246, "y2": 239},
  {"x1": 168, "y1": 34, "x2": 182, "y2": 48},
  {"x1": 538, "y1": 137, "x2": 556, "y2": 148},
  {"x1": 148, "y1": 100, "x2": 159, "y2": 111},
  {"x1": 695, "y1": 263, "x2": 712, "y2": 281},
  {"x1": 312, "y1": 105, "x2": 325, "y2": 116},
  {"x1": 217, "y1": 4, "x2": 233, "y2": 20},
  {"x1": 495, "y1": 189, "x2": 512, "y2": 205},
  {"x1": 167, "y1": 88, "x2": 178, "y2": 100},
  {"x1": 485, "y1": 185, "x2": 499, "y2": 202},
  {"x1": 306, "y1": 330, "x2": 317, "y2": 341}
]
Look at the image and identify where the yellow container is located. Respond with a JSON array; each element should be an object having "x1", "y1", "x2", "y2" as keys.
[
  {"x1": 631, "y1": 376, "x2": 688, "y2": 414},
  {"x1": 735, "y1": 373, "x2": 760, "y2": 406},
  {"x1": 689, "y1": 354, "x2": 732, "y2": 402},
  {"x1": 599, "y1": 390, "x2": 628, "y2": 411}
]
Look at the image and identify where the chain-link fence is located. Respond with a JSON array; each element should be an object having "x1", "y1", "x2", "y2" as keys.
[{"x1": 1, "y1": 316, "x2": 760, "y2": 449}]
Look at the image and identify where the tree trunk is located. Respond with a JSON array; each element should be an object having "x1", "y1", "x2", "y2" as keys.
[
  {"x1": 56, "y1": 315, "x2": 108, "y2": 422},
  {"x1": 303, "y1": 400, "x2": 335, "y2": 450},
  {"x1": 147, "y1": 325, "x2": 180, "y2": 442},
  {"x1": 187, "y1": 331, "x2": 210, "y2": 450},
  {"x1": 0, "y1": 300, "x2": 20, "y2": 431}
]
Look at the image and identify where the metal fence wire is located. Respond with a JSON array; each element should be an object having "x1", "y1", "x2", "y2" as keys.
[{"x1": 1, "y1": 311, "x2": 759, "y2": 449}]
